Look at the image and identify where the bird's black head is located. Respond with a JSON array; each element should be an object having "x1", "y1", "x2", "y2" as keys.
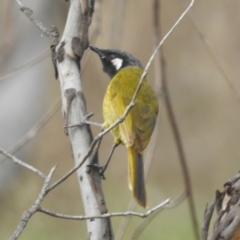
[{"x1": 89, "y1": 46, "x2": 143, "y2": 78}]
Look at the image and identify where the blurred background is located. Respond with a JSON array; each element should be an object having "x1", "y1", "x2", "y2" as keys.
[{"x1": 1, "y1": 0, "x2": 240, "y2": 239}]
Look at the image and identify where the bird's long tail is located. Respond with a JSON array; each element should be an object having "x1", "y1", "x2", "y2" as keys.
[{"x1": 128, "y1": 146, "x2": 146, "y2": 207}]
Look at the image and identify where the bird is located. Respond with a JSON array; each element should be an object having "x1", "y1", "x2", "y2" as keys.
[{"x1": 89, "y1": 46, "x2": 159, "y2": 207}]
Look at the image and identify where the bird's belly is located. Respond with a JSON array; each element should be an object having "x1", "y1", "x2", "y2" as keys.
[{"x1": 103, "y1": 101, "x2": 129, "y2": 146}]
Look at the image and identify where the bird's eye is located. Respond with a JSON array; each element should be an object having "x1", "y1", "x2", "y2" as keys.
[{"x1": 109, "y1": 54, "x2": 115, "y2": 60}]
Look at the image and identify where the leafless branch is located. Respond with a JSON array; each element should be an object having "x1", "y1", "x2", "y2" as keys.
[
  {"x1": 0, "y1": 148, "x2": 45, "y2": 178},
  {"x1": 203, "y1": 173, "x2": 240, "y2": 240},
  {"x1": 0, "y1": 49, "x2": 50, "y2": 82},
  {"x1": 116, "y1": 200, "x2": 136, "y2": 240},
  {"x1": 109, "y1": 0, "x2": 127, "y2": 48},
  {"x1": 53, "y1": 0, "x2": 113, "y2": 238},
  {"x1": 162, "y1": 35, "x2": 199, "y2": 239},
  {"x1": 9, "y1": 165, "x2": 57, "y2": 240},
  {"x1": 0, "y1": 98, "x2": 61, "y2": 164},
  {"x1": 131, "y1": 192, "x2": 187, "y2": 239},
  {"x1": 155, "y1": 1, "x2": 199, "y2": 239},
  {"x1": 0, "y1": 25, "x2": 99, "y2": 164},
  {"x1": 15, "y1": 0, "x2": 59, "y2": 45},
  {"x1": 185, "y1": 8, "x2": 240, "y2": 102},
  {"x1": 39, "y1": 198, "x2": 170, "y2": 220},
  {"x1": 201, "y1": 201, "x2": 215, "y2": 240}
]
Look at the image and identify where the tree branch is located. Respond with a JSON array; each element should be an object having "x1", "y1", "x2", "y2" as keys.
[
  {"x1": 15, "y1": 0, "x2": 59, "y2": 45},
  {"x1": 0, "y1": 98, "x2": 61, "y2": 163},
  {"x1": 204, "y1": 173, "x2": 240, "y2": 240},
  {"x1": 0, "y1": 49, "x2": 50, "y2": 82},
  {"x1": 131, "y1": 192, "x2": 187, "y2": 239},
  {"x1": 39, "y1": 199, "x2": 170, "y2": 220},
  {"x1": 0, "y1": 148, "x2": 45, "y2": 178},
  {"x1": 9, "y1": 166, "x2": 57, "y2": 240},
  {"x1": 53, "y1": 0, "x2": 113, "y2": 239}
]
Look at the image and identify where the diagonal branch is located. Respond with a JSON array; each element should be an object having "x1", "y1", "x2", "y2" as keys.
[
  {"x1": 0, "y1": 49, "x2": 50, "y2": 82},
  {"x1": 9, "y1": 165, "x2": 57, "y2": 240},
  {"x1": 0, "y1": 98, "x2": 61, "y2": 164},
  {"x1": 131, "y1": 192, "x2": 187, "y2": 239},
  {"x1": 0, "y1": 148, "x2": 45, "y2": 178},
  {"x1": 15, "y1": 0, "x2": 59, "y2": 45}
]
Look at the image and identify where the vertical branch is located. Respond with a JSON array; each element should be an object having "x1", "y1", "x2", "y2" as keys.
[
  {"x1": 155, "y1": 0, "x2": 199, "y2": 239},
  {"x1": 55, "y1": 0, "x2": 113, "y2": 239}
]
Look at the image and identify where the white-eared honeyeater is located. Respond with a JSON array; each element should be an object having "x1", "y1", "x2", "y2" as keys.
[{"x1": 89, "y1": 46, "x2": 158, "y2": 207}]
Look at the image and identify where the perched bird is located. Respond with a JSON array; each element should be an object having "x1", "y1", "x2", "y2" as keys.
[{"x1": 89, "y1": 46, "x2": 159, "y2": 207}]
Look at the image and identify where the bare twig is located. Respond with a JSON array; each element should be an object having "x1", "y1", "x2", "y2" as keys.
[
  {"x1": 0, "y1": 25, "x2": 99, "y2": 164},
  {"x1": 15, "y1": 0, "x2": 59, "y2": 45},
  {"x1": 0, "y1": 98, "x2": 61, "y2": 164},
  {"x1": 9, "y1": 165, "x2": 57, "y2": 240},
  {"x1": 39, "y1": 198, "x2": 170, "y2": 220},
  {"x1": 109, "y1": 0, "x2": 127, "y2": 48},
  {"x1": 131, "y1": 192, "x2": 187, "y2": 239},
  {"x1": 116, "y1": 200, "x2": 136, "y2": 240},
  {"x1": 0, "y1": 148, "x2": 45, "y2": 178},
  {"x1": 186, "y1": 8, "x2": 240, "y2": 101},
  {"x1": 155, "y1": 1, "x2": 199, "y2": 239},
  {"x1": 94, "y1": 0, "x2": 103, "y2": 36},
  {"x1": 206, "y1": 173, "x2": 240, "y2": 240},
  {"x1": 0, "y1": 49, "x2": 50, "y2": 82},
  {"x1": 162, "y1": 35, "x2": 199, "y2": 240},
  {"x1": 201, "y1": 201, "x2": 215, "y2": 240}
]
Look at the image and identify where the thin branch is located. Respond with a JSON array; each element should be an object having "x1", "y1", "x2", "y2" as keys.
[
  {"x1": 15, "y1": 0, "x2": 59, "y2": 45},
  {"x1": 162, "y1": 39, "x2": 199, "y2": 239},
  {"x1": 116, "y1": 200, "x2": 136, "y2": 240},
  {"x1": 201, "y1": 201, "x2": 215, "y2": 240},
  {"x1": 137, "y1": 0, "x2": 194, "y2": 92},
  {"x1": 131, "y1": 192, "x2": 187, "y2": 239},
  {"x1": 155, "y1": 1, "x2": 199, "y2": 239},
  {"x1": 0, "y1": 98, "x2": 61, "y2": 163},
  {"x1": 0, "y1": 49, "x2": 50, "y2": 82},
  {"x1": 39, "y1": 199, "x2": 170, "y2": 220},
  {"x1": 46, "y1": 98, "x2": 136, "y2": 193},
  {"x1": 9, "y1": 165, "x2": 57, "y2": 240},
  {"x1": 186, "y1": 8, "x2": 240, "y2": 102},
  {"x1": 109, "y1": 0, "x2": 127, "y2": 48},
  {"x1": 0, "y1": 148, "x2": 45, "y2": 178},
  {"x1": 0, "y1": 16, "x2": 99, "y2": 83},
  {"x1": 0, "y1": 26, "x2": 99, "y2": 164},
  {"x1": 52, "y1": 0, "x2": 113, "y2": 237}
]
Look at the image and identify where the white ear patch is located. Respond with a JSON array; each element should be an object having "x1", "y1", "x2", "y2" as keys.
[{"x1": 111, "y1": 58, "x2": 123, "y2": 71}]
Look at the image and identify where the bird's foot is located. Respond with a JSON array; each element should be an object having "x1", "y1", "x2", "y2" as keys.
[
  {"x1": 87, "y1": 163, "x2": 107, "y2": 180},
  {"x1": 64, "y1": 113, "x2": 102, "y2": 128}
]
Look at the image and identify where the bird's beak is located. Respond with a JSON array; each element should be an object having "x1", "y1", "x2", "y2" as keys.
[{"x1": 89, "y1": 46, "x2": 106, "y2": 59}]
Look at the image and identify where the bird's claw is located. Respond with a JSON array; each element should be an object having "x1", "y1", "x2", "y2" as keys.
[{"x1": 87, "y1": 164, "x2": 106, "y2": 180}]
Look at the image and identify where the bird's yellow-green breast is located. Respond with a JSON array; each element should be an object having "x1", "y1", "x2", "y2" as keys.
[{"x1": 102, "y1": 66, "x2": 158, "y2": 151}]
